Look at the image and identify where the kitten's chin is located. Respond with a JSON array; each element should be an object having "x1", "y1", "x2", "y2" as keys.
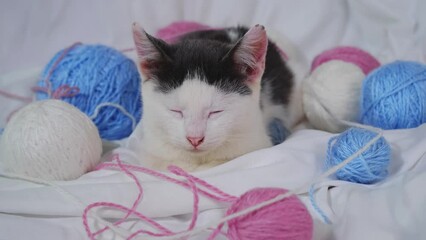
[
  {"x1": 181, "y1": 142, "x2": 224, "y2": 156},
  {"x1": 186, "y1": 148, "x2": 209, "y2": 155},
  {"x1": 183, "y1": 145, "x2": 223, "y2": 159}
]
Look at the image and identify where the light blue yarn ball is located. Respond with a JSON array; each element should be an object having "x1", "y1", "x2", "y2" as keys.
[
  {"x1": 325, "y1": 127, "x2": 391, "y2": 184},
  {"x1": 36, "y1": 44, "x2": 142, "y2": 140},
  {"x1": 360, "y1": 61, "x2": 426, "y2": 129}
]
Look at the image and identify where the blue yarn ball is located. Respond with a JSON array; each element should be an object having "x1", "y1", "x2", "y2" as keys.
[
  {"x1": 325, "y1": 127, "x2": 391, "y2": 184},
  {"x1": 360, "y1": 61, "x2": 426, "y2": 129},
  {"x1": 36, "y1": 44, "x2": 142, "y2": 140},
  {"x1": 268, "y1": 118, "x2": 291, "y2": 145}
]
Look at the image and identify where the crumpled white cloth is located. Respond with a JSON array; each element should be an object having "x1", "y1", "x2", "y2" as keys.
[{"x1": 0, "y1": 124, "x2": 425, "y2": 239}]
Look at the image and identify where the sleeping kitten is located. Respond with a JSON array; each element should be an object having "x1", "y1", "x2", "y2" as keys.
[{"x1": 132, "y1": 23, "x2": 304, "y2": 171}]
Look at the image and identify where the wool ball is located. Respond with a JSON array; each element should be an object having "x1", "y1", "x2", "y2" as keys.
[
  {"x1": 156, "y1": 21, "x2": 212, "y2": 43},
  {"x1": 36, "y1": 44, "x2": 142, "y2": 140},
  {"x1": 303, "y1": 60, "x2": 366, "y2": 132},
  {"x1": 268, "y1": 118, "x2": 291, "y2": 145},
  {"x1": 360, "y1": 61, "x2": 426, "y2": 129},
  {"x1": 226, "y1": 188, "x2": 313, "y2": 240},
  {"x1": 0, "y1": 99, "x2": 102, "y2": 180},
  {"x1": 303, "y1": 47, "x2": 380, "y2": 133},
  {"x1": 325, "y1": 127, "x2": 391, "y2": 184},
  {"x1": 311, "y1": 46, "x2": 381, "y2": 75}
]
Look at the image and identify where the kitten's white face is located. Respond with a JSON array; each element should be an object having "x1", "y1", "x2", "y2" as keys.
[
  {"x1": 133, "y1": 23, "x2": 269, "y2": 164},
  {"x1": 143, "y1": 78, "x2": 255, "y2": 154}
]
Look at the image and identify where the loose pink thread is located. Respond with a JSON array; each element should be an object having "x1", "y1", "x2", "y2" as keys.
[
  {"x1": 96, "y1": 162, "x2": 237, "y2": 203},
  {"x1": 0, "y1": 89, "x2": 32, "y2": 103},
  {"x1": 83, "y1": 154, "x2": 237, "y2": 239}
]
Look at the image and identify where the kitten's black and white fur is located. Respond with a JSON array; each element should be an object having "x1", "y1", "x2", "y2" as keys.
[{"x1": 132, "y1": 23, "x2": 304, "y2": 171}]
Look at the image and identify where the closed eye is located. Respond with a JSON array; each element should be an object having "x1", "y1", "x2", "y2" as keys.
[
  {"x1": 208, "y1": 110, "x2": 224, "y2": 118},
  {"x1": 170, "y1": 109, "x2": 183, "y2": 118}
]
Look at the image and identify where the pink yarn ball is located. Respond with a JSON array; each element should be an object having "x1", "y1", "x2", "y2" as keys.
[
  {"x1": 156, "y1": 21, "x2": 213, "y2": 44},
  {"x1": 226, "y1": 188, "x2": 313, "y2": 240},
  {"x1": 311, "y1": 46, "x2": 380, "y2": 75}
]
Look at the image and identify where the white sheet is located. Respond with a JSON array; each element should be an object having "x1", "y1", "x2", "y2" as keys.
[
  {"x1": 1, "y1": 125, "x2": 425, "y2": 239},
  {"x1": 1, "y1": 0, "x2": 425, "y2": 239}
]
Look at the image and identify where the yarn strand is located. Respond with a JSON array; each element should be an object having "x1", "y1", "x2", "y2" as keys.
[
  {"x1": 0, "y1": 88, "x2": 32, "y2": 102},
  {"x1": 88, "y1": 154, "x2": 149, "y2": 238},
  {"x1": 86, "y1": 156, "x2": 238, "y2": 239},
  {"x1": 97, "y1": 163, "x2": 237, "y2": 203},
  {"x1": 0, "y1": 172, "x2": 132, "y2": 239},
  {"x1": 167, "y1": 166, "x2": 201, "y2": 231},
  {"x1": 308, "y1": 185, "x2": 332, "y2": 224},
  {"x1": 89, "y1": 102, "x2": 137, "y2": 131}
]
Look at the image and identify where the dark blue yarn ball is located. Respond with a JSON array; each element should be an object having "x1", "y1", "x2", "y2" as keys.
[
  {"x1": 36, "y1": 44, "x2": 142, "y2": 140},
  {"x1": 268, "y1": 118, "x2": 291, "y2": 145}
]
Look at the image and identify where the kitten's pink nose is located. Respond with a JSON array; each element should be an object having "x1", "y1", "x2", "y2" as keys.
[{"x1": 186, "y1": 136, "x2": 204, "y2": 148}]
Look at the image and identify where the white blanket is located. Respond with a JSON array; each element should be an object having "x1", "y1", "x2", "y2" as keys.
[
  {"x1": 1, "y1": 125, "x2": 425, "y2": 239},
  {"x1": 1, "y1": 0, "x2": 425, "y2": 239}
]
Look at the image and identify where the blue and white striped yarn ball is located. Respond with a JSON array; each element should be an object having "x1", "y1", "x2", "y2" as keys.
[
  {"x1": 325, "y1": 127, "x2": 391, "y2": 184},
  {"x1": 360, "y1": 61, "x2": 426, "y2": 129},
  {"x1": 36, "y1": 44, "x2": 142, "y2": 140}
]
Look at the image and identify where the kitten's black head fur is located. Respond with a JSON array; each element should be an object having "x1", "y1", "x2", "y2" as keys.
[
  {"x1": 148, "y1": 37, "x2": 252, "y2": 95},
  {"x1": 135, "y1": 25, "x2": 294, "y2": 105}
]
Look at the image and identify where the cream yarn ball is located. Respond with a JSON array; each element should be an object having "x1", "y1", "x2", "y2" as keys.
[
  {"x1": 0, "y1": 99, "x2": 102, "y2": 180},
  {"x1": 303, "y1": 60, "x2": 366, "y2": 132}
]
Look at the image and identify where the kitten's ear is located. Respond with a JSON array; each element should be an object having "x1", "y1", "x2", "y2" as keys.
[
  {"x1": 132, "y1": 22, "x2": 172, "y2": 80},
  {"x1": 227, "y1": 25, "x2": 268, "y2": 84}
]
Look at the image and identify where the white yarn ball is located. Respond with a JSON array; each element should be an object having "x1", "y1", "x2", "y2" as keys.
[
  {"x1": 0, "y1": 99, "x2": 102, "y2": 180},
  {"x1": 303, "y1": 60, "x2": 366, "y2": 133}
]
